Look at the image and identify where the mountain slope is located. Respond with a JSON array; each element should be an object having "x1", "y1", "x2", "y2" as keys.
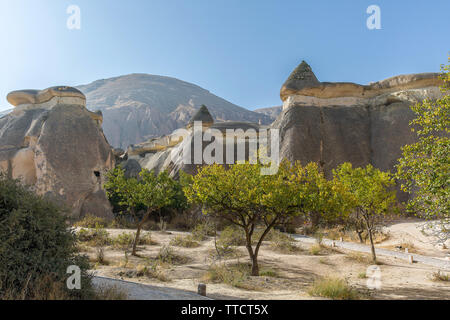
[
  {"x1": 77, "y1": 74, "x2": 271, "y2": 148},
  {"x1": 0, "y1": 109, "x2": 12, "y2": 118},
  {"x1": 254, "y1": 106, "x2": 282, "y2": 120}
]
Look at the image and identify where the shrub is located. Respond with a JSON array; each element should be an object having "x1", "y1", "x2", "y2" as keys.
[
  {"x1": 135, "y1": 263, "x2": 169, "y2": 282},
  {"x1": 95, "y1": 247, "x2": 108, "y2": 266},
  {"x1": 0, "y1": 174, "x2": 94, "y2": 299},
  {"x1": 112, "y1": 232, "x2": 157, "y2": 249},
  {"x1": 203, "y1": 263, "x2": 274, "y2": 290},
  {"x1": 358, "y1": 272, "x2": 367, "y2": 279},
  {"x1": 170, "y1": 235, "x2": 200, "y2": 248},
  {"x1": 191, "y1": 222, "x2": 216, "y2": 241},
  {"x1": 203, "y1": 263, "x2": 252, "y2": 289},
  {"x1": 73, "y1": 214, "x2": 108, "y2": 228},
  {"x1": 269, "y1": 230, "x2": 299, "y2": 253},
  {"x1": 156, "y1": 245, "x2": 188, "y2": 265},
  {"x1": 94, "y1": 285, "x2": 129, "y2": 300},
  {"x1": 218, "y1": 226, "x2": 246, "y2": 246},
  {"x1": 308, "y1": 277, "x2": 360, "y2": 300},
  {"x1": 430, "y1": 271, "x2": 449, "y2": 282},
  {"x1": 309, "y1": 244, "x2": 322, "y2": 255},
  {"x1": 77, "y1": 226, "x2": 112, "y2": 247}
]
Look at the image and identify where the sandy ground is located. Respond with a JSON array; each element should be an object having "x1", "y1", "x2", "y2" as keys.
[
  {"x1": 381, "y1": 218, "x2": 450, "y2": 258},
  {"x1": 80, "y1": 221, "x2": 450, "y2": 300}
]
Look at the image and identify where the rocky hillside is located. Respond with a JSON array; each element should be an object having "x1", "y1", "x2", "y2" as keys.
[
  {"x1": 0, "y1": 109, "x2": 12, "y2": 118},
  {"x1": 77, "y1": 74, "x2": 272, "y2": 149},
  {"x1": 254, "y1": 106, "x2": 282, "y2": 120}
]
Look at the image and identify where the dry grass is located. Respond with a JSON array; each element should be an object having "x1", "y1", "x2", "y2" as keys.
[
  {"x1": 94, "y1": 285, "x2": 129, "y2": 300},
  {"x1": 345, "y1": 252, "x2": 381, "y2": 265},
  {"x1": 170, "y1": 235, "x2": 201, "y2": 248},
  {"x1": 430, "y1": 271, "x2": 450, "y2": 282},
  {"x1": 269, "y1": 231, "x2": 300, "y2": 254},
  {"x1": 308, "y1": 277, "x2": 361, "y2": 300},
  {"x1": 156, "y1": 245, "x2": 189, "y2": 266}
]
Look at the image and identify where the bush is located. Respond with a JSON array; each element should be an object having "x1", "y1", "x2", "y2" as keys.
[
  {"x1": 77, "y1": 226, "x2": 112, "y2": 247},
  {"x1": 73, "y1": 214, "x2": 108, "y2": 228},
  {"x1": 269, "y1": 230, "x2": 299, "y2": 253},
  {"x1": 0, "y1": 175, "x2": 94, "y2": 300},
  {"x1": 112, "y1": 232, "x2": 157, "y2": 249},
  {"x1": 308, "y1": 277, "x2": 360, "y2": 300},
  {"x1": 156, "y1": 245, "x2": 188, "y2": 265},
  {"x1": 309, "y1": 244, "x2": 322, "y2": 255},
  {"x1": 191, "y1": 222, "x2": 216, "y2": 241},
  {"x1": 430, "y1": 271, "x2": 449, "y2": 282},
  {"x1": 170, "y1": 235, "x2": 200, "y2": 248},
  {"x1": 218, "y1": 226, "x2": 246, "y2": 246},
  {"x1": 203, "y1": 263, "x2": 252, "y2": 289}
]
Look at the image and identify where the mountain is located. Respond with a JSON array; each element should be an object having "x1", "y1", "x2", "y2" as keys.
[
  {"x1": 254, "y1": 106, "x2": 282, "y2": 120},
  {"x1": 0, "y1": 109, "x2": 12, "y2": 118},
  {"x1": 77, "y1": 74, "x2": 272, "y2": 149}
]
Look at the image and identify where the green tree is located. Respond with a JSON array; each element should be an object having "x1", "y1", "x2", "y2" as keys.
[
  {"x1": 184, "y1": 161, "x2": 307, "y2": 276},
  {"x1": 300, "y1": 162, "x2": 353, "y2": 228},
  {"x1": 334, "y1": 163, "x2": 396, "y2": 262},
  {"x1": 105, "y1": 168, "x2": 181, "y2": 256},
  {"x1": 396, "y1": 60, "x2": 449, "y2": 229}
]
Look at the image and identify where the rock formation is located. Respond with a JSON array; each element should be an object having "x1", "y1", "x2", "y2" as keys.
[
  {"x1": 76, "y1": 74, "x2": 272, "y2": 149},
  {"x1": 0, "y1": 86, "x2": 115, "y2": 219},
  {"x1": 122, "y1": 105, "x2": 265, "y2": 178},
  {"x1": 275, "y1": 61, "x2": 443, "y2": 199}
]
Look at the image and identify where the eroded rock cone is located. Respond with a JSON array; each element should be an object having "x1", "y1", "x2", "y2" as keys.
[{"x1": 0, "y1": 86, "x2": 114, "y2": 219}]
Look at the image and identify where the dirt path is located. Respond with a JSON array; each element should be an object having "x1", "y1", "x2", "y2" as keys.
[
  {"x1": 292, "y1": 234, "x2": 450, "y2": 271},
  {"x1": 92, "y1": 275, "x2": 210, "y2": 300}
]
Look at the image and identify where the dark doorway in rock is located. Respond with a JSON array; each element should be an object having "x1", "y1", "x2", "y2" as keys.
[{"x1": 94, "y1": 171, "x2": 101, "y2": 178}]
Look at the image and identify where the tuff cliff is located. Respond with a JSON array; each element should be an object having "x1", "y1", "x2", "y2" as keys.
[
  {"x1": 274, "y1": 61, "x2": 443, "y2": 188},
  {"x1": 0, "y1": 86, "x2": 114, "y2": 219}
]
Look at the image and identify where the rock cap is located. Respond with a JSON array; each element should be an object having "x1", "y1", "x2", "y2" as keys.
[
  {"x1": 187, "y1": 105, "x2": 214, "y2": 128},
  {"x1": 7, "y1": 86, "x2": 86, "y2": 107}
]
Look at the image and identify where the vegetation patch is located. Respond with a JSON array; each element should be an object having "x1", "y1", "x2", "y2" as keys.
[
  {"x1": 156, "y1": 245, "x2": 189, "y2": 265},
  {"x1": 77, "y1": 227, "x2": 112, "y2": 247},
  {"x1": 308, "y1": 277, "x2": 360, "y2": 300},
  {"x1": 191, "y1": 222, "x2": 216, "y2": 241},
  {"x1": 73, "y1": 214, "x2": 108, "y2": 229},
  {"x1": 430, "y1": 271, "x2": 449, "y2": 282},
  {"x1": 170, "y1": 235, "x2": 200, "y2": 248}
]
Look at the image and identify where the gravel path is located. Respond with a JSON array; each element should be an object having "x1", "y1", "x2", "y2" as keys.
[
  {"x1": 292, "y1": 234, "x2": 450, "y2": 271},
  {"x1": 92, "y1": 276, "x2": 211, "y2": 300}
]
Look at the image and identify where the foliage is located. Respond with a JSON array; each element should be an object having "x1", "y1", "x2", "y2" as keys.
[
  {"x1": 0, "y1": 174, "x2": 94, "y2": 299},
  {"x1": 333, "y1": 163, "x2": 396, "y2": 262},
  {"x1": 170, "y1": 235, "x2": 200, "y2": 248},
  {"x1": 396, "y1": 60, "x2": 449, "y2": 228},
  {"x1": 105, "y1": 167, "x2": 184, "y2": 255},
  {"x1": 184, "y1": 161, "x2": 307, "y2": 275},
  {"x1": 191, "y1": 221, "x2": 216, "y2": 241},
  {"x1": 73, "y1": 214, "x2": 108, "y2": 228},
  {"x1": 77, "y1": 226, "x2": 112, "y2": 246}
]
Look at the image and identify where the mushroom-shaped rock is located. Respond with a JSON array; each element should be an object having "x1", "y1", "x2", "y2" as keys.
[
  {"x1": 0, "y1": 86, "x2": 114, "y2": 219},
  {"x1": 187, "y1": 105, "x2": 214, "y2": 128},
  {"x1": 280, "y1": 61, "x2": 442, "y2": 102},
  {"x1": 7, "y1": 86, "x2": 86, "y2": 107}
]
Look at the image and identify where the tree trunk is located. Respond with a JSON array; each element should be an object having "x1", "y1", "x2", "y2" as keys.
[
  {"x1": 310, "y1": 211, "x2": 321, "y2": 229},
  {"x1": 251, "y1": 255, "x2": 259, "y2": 276},
  {"x1": 132, "y1": 211, "x2": 152, "y2": 256},
  {"x1": 365, "y1": 218, "x2": 377, "y2": 263},
  {"x1": 357, "y1": 230, "x2": 364, "y2": 243}
]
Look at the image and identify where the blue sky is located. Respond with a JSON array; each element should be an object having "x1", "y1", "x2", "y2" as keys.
[{"x1": 0, "y1": 0, "x2": 449, "y2": 111}]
